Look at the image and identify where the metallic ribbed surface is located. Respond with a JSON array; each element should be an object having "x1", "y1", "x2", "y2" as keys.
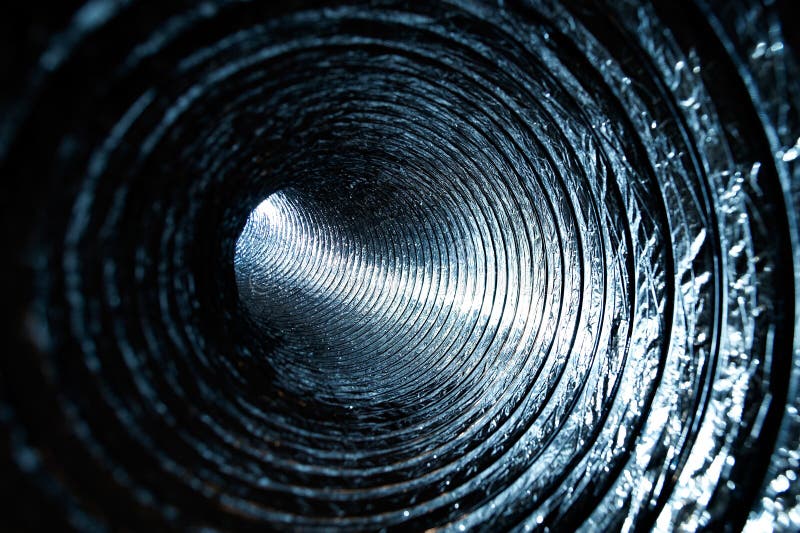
[{"x1": 1, "y1": 0, "x2": 798, "y2": 530}]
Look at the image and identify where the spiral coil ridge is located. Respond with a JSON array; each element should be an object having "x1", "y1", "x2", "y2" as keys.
[{"x1": 2, "y1": 0, "x2": 799, "y2": 530}]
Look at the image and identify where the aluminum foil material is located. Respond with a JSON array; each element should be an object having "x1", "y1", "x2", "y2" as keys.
[{"x1": 1, "y1": 0, "x2": 798, "y2": 530}]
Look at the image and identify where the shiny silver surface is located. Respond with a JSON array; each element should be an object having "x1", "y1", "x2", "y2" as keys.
[{"x1": 1, "y1": 0, "x2": 798, "y2": 530}]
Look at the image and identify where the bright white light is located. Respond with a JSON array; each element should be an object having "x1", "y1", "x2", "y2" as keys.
[{"x1": 252, "y1": 193, "x2": 285, "y2": 227}]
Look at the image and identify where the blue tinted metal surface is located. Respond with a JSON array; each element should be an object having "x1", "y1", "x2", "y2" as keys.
[{"x1": 1, "y1": 0, "x2": 798, "y2": 530}]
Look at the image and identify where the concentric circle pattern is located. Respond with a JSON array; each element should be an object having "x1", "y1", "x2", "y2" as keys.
[{"x1": 2, "y1": 0, "x2": 799, "y2": 530}]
